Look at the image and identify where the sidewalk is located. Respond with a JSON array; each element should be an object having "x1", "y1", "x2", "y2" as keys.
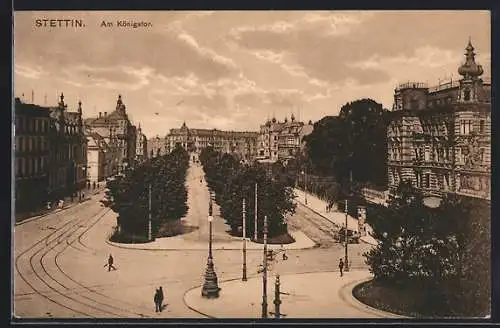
[
  {"x1": 294, "y1": 189, "x2": 378, "y2": 246},
  {"x1": 14, "y1": 188, "x2": 104, "y2": 226},
  {"x1": 106, "y1": 225, "x2": 316, "y2": 251},
  {"x1": 183, "y1": 270, "x2": 405, "y2": 318}
]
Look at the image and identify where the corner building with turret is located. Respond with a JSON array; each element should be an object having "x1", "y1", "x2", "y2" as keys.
[{"x1": 387, "y1": 40, "x2": 491, "y2": 200}]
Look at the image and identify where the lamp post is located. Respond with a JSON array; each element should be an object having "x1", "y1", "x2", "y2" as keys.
[
  {"x1": 254, "y1": 183, "x2": 258, "y2": 241},
  {"x1": 344, "y1": 199, "x2": 349, "y2": 272},
  {"x1": 261, "y1": 215, "x2": 269, "y2": 318},
  {"x1": 242, "y1": 198, "x2": 247, "y2": 281},
  {"x1": 301, "y1": 169, "x2": 308, "y2": 205},
  {"x1": 202, "y1": 192, "x2": 220, "y2": 298},
  {"x1": 148, "y1": 183, "x2": 152, "y2": 241}
]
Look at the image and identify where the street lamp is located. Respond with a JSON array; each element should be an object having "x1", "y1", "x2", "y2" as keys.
[
  {"x1": 301, "y1": 169, "x2": 308, "y2": 205},
  {"x1": 201, "y1": 192, "x2": 220, "y2": 298},
  {"x1": 344, "y1": 199, "x2": 350, "y2": 272},
  {"x1": 242, "y1": 198, "x2": 247, "y2": 281}
]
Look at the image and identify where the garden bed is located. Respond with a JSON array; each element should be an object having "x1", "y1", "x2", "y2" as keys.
[
  {"x1": 352, "y1": 279, "x2": 489, "y2": 318},
  {"x1": 252, "y1": 232, "x2": 295, "y2": 245},
  {"x1": 109, "y1": 220, "x2": 199, "y2": 244}
]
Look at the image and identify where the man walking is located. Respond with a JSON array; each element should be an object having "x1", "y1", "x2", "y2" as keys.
[
  {"x1": 105, "y1": 254, "x2": 117, "y2": 272},
  {"x1": 154, "y1": 288, "x2": 160, "y2": 312},
  {"x1": 158, "y1": 286, "x2": 164, "y2": 312},
  {"x1": 339, "y1": 258, "x2": 344, "y2": 277}
]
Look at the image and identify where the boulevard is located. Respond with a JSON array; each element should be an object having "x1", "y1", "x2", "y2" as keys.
[{"x1": 14, "y1": 162, "x2": 377, "y2": 319}]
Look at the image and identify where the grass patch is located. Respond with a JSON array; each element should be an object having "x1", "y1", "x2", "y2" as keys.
[
  {"x1": 109, "y1": 230, "x2": 150, "y2": 244},
  {"x1": 352, "y1": 279, "x2": 488, "y2": 318},
  {"x1": 253, "y1": 232, "x2": 295, "y2": 245},
  {"x1": 155, "y1": 220, "x2": 198, "y2": 238}
]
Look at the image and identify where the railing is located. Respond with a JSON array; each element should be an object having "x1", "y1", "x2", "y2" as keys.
[
  {"x1": 396, "y1": 81, "x2": 428, "y2": 91},
  {"x1": 428, "y1": 80, "x2": 460, "y2": 93}
]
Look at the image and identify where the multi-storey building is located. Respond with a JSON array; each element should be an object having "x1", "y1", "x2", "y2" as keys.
[
  {"x1": 14, "y1": 98, "x2": 52, "y2": 213},
  {"x1": 47, "y1": 94, "x2": 87, "y2": 201},
  {"x1": 387, "y1": 40, "x2": 491, "y2": 200},
  {"x1": 86, "y1": 132, "x2": 110, "y2": 184},
  {"x1": 166, "y1": 122, "x2": 259, "y2": 162},
  {"x1": 147, "y1": 135, "x2": 168, "y2": 158},
  {"x1": 84, "y1": 95, "x2": 136, "y2": 173},
  {"x1": 257, "y1": 115, "x2": 314, "y2": 163},
  {"x1": 135, "y1": 124, "x2": 148, "y2": 164}
]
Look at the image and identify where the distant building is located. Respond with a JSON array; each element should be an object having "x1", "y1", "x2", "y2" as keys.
[
  {"x1": 166, "y1": 122, "x2": 259, "y2": 162},
  {"x1": 84, "y1": 95, "x2": 136, "y2": 174},
  {"x1": 257, "y1": 115, "x2": 314, "y2": 163},
  {"x1": 86, "y1": 132, "x2": 110, "y2": 184},
  {"x1": 147, "y1": 135, "x2": 167, "y2": 158},
  {"x1": 135, "y1": 124, "x2": 148, "y2": 164},
  {"x1": 387, "y1": 40, "x2": 491, "y2": 200}
]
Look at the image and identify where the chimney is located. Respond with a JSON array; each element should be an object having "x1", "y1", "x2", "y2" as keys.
[
  {"x1": 104, "y1": 112, "x2": 107, "y2": 117},
  {"x1": 99, "y1": 112, "x2": 102, "y2": 118}
]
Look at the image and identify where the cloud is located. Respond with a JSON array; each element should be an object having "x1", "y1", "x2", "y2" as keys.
[{"x1": 14, "y1": 64, "x2": 44, "y2": 79}]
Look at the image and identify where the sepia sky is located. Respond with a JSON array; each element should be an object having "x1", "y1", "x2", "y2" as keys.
[{"x1": 14, "y1": 11, "x2": 490, "y2": 138}]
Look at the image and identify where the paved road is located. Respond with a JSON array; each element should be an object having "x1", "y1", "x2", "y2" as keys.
[{"x1": 13, "y1": 162, "x2": 374, "y2": 319}]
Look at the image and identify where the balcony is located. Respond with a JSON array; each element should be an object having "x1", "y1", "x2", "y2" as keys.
[{"x1": 396, "y1": 81, "x2": 428, "y2": 91}]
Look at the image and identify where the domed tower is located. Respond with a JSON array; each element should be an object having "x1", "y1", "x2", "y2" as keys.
[
  {"x1": 116, "y1": 94, "x2": 127, "y2": 115},
  {"x1": 457, "y1": 38, "x2": 484, "y2": 103}
]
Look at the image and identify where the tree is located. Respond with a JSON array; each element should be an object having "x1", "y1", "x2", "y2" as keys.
[
  {"x1": 302, "y1": 116, "x2": 343, "y2": 176},
  {"x1": 338, "y1": 98, "x2": 389, "y2": 188},
  {"x1": 105, "y1": 145, "x2": 190, "y2": 239},
  {"x1": 199, "y1": 148, "x2": 296, "y2": 238},
  {"x1": 365, "y1": 180, "x2": 491, "y2": 316}
]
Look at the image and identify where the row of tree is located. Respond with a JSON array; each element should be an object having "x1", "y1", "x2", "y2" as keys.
[
  {"x1": 303, "y1": 98, "x2": 389, "y2": 189},
  {"x1": 199, "y1": 147, "x2": 296, "y2": 239},
  {"x1": 104, "y1": 145, "x2": 190, "y2": 240},
  {"x1": 365, "y1": 181, "x2": 490, "y2": 316}
]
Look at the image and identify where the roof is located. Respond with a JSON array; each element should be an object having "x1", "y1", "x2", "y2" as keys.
[
  {"x1": 168, "y1": 127, "x2": 259, "y2": 138},
  {"x1": 15, "y1": 98, "x2": 52, "y2": 117},
  {"x1": 86, "y1": 132, "x2": 111, "y2": 152}
]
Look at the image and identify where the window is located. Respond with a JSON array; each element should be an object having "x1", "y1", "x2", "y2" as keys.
[
  {"x1": 16, "y1": 158, "x2": 20, "y2": 176},
  {"x1": 461, "y1": 120, "x2": 473, "y2": 135},
  {"x1": 34, "y1": 157, "x2": 38, "y2": 174},
  {"x1": 464, "y1": 89, "x2": 471, "y2": 101},
  {"x1": 20, "y1": 158, "x2": 25, "y2": 176},
  {"x1": 480, "y1": 120, "x2": 485, "y2": 133},
  {"x1": 41, "y1": 157, "x2": 44, "y2": 171},
  {"x1": 425, "y1": 174, "x2": 430, "y2": 188},
  {"x1": 414, "y1": 149, "x2": 418, "y2": 160},
  {"x1": 34, "y1": 119, "x2": 38, "y2": 132}
]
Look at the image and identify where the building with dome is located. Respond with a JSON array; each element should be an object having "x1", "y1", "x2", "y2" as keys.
[
  {"x1": 387, "y1": 40, "x2": 491, "y2": 200},
  {"x1": 84, "y1": 95, "x2": 137, "y2": 175},
  {"x1": 256, "y1": 114, "x2": 314, "y2": 163}
]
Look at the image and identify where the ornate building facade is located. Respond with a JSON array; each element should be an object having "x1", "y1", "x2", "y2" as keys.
[
  {"x1": 135, "y1": 124, "x2": 148, "y2": 164},
  {"x1": 256, "y1": 115, "x2": 314, "y2": 163},
  {"x1": 166, "y1": 122, "x2": 258, "y2": 162},
  {"x1": 84, "y1": 95, "x2": 137, "y2": 174},
  {"x1": 387, "y1": 40, "x2": 491, "y2": 200},
  {"x1": 15, "y1": 93, "x2": 88, "y2": 214},
  {"x1": 47, "y1": 94, "x2": 88, "y2": 200}
]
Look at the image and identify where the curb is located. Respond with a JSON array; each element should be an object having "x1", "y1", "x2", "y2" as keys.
[
  {"x1": 182, "y1": 269, "x2": 374, "y2": 319},
  {"x1": 105, "y1": 238, "x2": 317, "y2": 252},
  {"x1": 346, "y1": 277, "x2": 410, "y2": 319}
]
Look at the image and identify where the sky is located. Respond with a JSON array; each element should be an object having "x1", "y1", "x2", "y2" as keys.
[{"x1": 14, "y1": 11, "x2": 491, "y2": 138}]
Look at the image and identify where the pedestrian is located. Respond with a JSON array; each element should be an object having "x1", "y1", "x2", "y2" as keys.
[
  {"x1": 105, "y1": 254, "x2": 117, "y2": 271},
  {"x1": 282, "y1": 252, "x2": 288, "y2": 261},
  {"x1": 154, "y1": 288, "x2": 160, "y2": 312},
  {"x1": 81, "y1": 192, "x2": 85, "y2": 201},
  {"x1": 93, "y1": 181, "x2": 96, "y2": 190},
  {"x1": 46, "y1": 201, "x2": 51, "y2": 210},
  {"x1": 339, "y1": 258, "x2": 344, "y2": 277},
  {"x1": 158, "y1": 286, "x2": 164, "y2": 312}
]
